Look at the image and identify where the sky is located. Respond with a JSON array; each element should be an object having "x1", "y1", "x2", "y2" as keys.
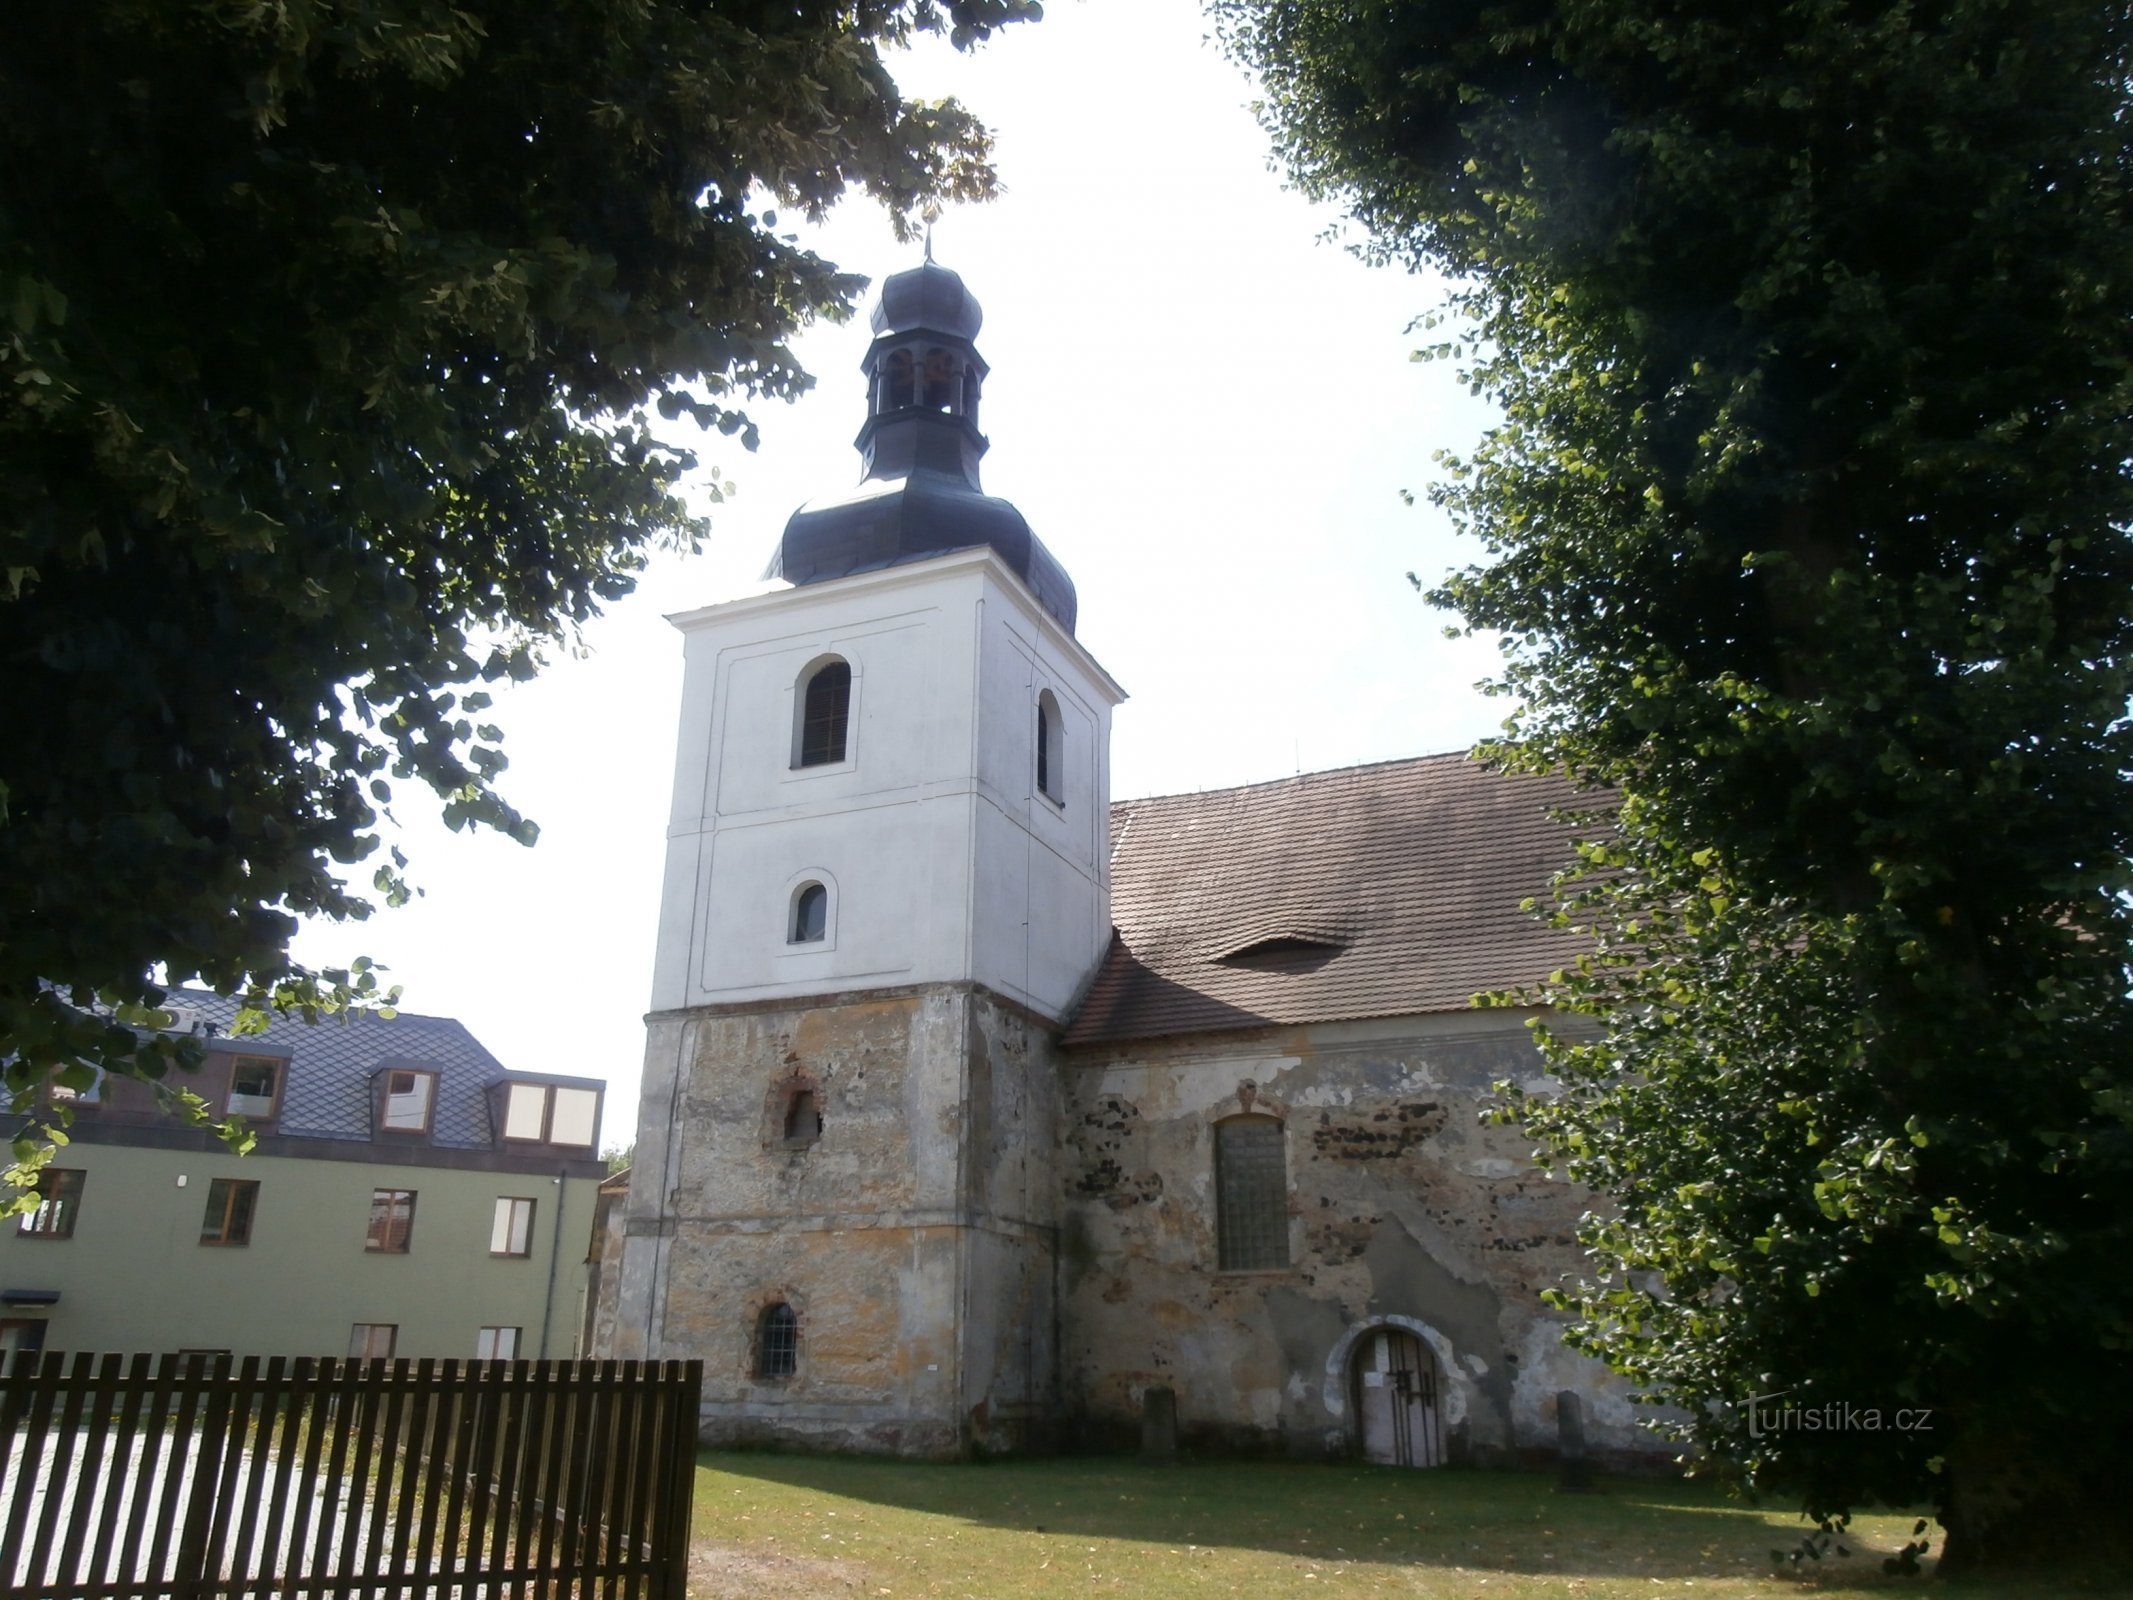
[{"x1": 290, "y1": 0, "x2": 1512, "y2": 1150}]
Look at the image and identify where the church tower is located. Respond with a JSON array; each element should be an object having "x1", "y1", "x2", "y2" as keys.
[{"x1": 611, "y1": 261, "x2": 1124, "y2": 1456}]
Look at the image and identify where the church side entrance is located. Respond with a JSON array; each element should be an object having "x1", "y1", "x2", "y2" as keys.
[{"x1": 1355, "y1": 1326, "x2": 1444, "y2": 1468}]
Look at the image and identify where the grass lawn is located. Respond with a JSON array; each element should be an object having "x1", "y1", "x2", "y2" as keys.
[{"x1": 686, "y1": 1454, "x2": 2130, "y2": 1600}]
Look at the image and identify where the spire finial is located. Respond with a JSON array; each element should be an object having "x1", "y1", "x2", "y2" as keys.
[{"x1": 924, "y1": 220, "x2": 935, "y2": 264}]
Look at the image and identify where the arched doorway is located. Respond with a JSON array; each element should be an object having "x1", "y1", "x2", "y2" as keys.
[{"x1": 1354, "y1": 1325, "x2": 1444, "y2": 1467}]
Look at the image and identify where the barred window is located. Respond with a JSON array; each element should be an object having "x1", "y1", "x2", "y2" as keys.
[
  {"x1": 756, "y1": 1303, "x2": 799, "y2": 1379},
  {"x1": 797, "y1": 660, "x2": 851, "y2": 767},
  {"x1": 1215, "y1": 1118, "x2": 1289, "y2": 1270}
]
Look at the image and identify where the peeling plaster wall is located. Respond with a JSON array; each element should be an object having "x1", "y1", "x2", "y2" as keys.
[
  {"x1": 1057, "y1": 1012, "x2": 1662, "y2": 1464},
  {"x1": 607, "y1": 983, "x2": 1059, "y2": 1457}
]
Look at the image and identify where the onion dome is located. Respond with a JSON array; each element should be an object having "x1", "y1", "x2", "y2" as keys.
[{"x1": 766, "y1": 259, "x2": 1077, "y2": 632}]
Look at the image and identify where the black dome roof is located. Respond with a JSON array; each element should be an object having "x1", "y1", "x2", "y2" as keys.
[
  {"x1": 772, "y1": 470, "x2": 1077, "y2": 630},
  {"x1": 870, "y1": 259, "x2": 982, "y2": 341},
  {"x1": 764, "y1": 259, "x2": 1078, "y2": 633}
]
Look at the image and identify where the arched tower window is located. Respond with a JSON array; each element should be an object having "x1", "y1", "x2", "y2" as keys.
[
  {"x1": 1214, "y1": 1116, "x2": 1290, "y2": 1271},
  {"x1": 1036, "y1": 689, "x2": 1064, "y2": 806},
  {"x1": 882, "y1": 349, "x2": 914, "y2": 410},
  {"x1": 922, "y1": 346, "x2": 957, "y2": 411},
  {"x1": 790, "y1": 882, "x2": 828, "y2": 944},
  {"x1": 756, "y1": 1302, "x2": 799, "y2": 1378},
  {"x1": 795, "y1": 659, "x2": 850, "y2": 767}
]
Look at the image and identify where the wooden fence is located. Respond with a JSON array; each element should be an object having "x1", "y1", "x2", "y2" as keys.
[{"x1": 0, "y1": 1352, "x2": 702, "y2": 1600}]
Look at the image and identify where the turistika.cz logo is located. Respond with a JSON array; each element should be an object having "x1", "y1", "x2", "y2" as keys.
[{"x1": 1745, "y1": 1392, "x2": 1935, "y2": 1439}]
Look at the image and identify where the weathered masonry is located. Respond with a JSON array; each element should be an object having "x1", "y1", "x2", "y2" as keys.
[{"x1": 604, "y1": 260, "x2": 1664, "y2": 1467}]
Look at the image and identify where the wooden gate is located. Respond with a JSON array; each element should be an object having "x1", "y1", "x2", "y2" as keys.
[
  {"x1": 1, "y1": 1352, "x2": 702, "y2": 1600},
  {"x1": 1355, "y1": 1327, "x2": 1444, "y2": 1468}
]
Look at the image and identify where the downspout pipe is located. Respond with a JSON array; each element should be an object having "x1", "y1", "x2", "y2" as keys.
[{"x1": 539, "y1": 1166, "x2": 567, "y2": 1357}]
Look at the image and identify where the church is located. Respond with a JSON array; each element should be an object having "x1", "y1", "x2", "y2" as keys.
[{"x1": 601, "y1": 259, "x2": 1663, "y2": 1469}]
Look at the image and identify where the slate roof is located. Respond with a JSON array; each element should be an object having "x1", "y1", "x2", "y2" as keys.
[
  {"x1": 165, "y1": 989, "x2": 601, "y2": 1151},
  {"x1": 1062, "y1": 752, "x2": 1600, "y2": 1046}
]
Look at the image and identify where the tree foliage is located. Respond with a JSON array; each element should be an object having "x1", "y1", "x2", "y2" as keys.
[
  {"x1": 0, "y1": 0, "x2": 1036, "y2": 1179},
  {"x1": 1216, "y1": 0, "x2": 2133, "y2": 1566}
]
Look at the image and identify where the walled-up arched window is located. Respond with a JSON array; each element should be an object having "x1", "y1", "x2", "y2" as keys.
[
  {"x1": 1214, "y1": 1116, "x2": 1289, "y2": 1270},
  {"x1": 790, "y1": 882, "x2": 828, "y2": 944},
  {"x1": 1036, "y1": 690, "x2": 1064, "y2": 806},
  {"x1": 756, "y1": 1303, "x2": 799, "y2": 1378},
  {"x1": 796, "y1": 660, "x2": 850, "y2": 767},
  {"x1": 883, "y1": 349, "x2": 914, "y2": 410},
  {"x1": 922, "y1": 347, "x2": 956, "y2": 411},
  {"x1": 783, "y1": 1089, "x2": 822, "y2": 1145}
]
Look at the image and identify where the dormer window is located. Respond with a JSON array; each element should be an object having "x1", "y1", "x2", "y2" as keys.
[
  {"x1": 379, "y1": 1069, "x2": 436, "y2": 1135},
  {"x1": 225, "y1": 1055, "x2": 283, "y2": 1120},
  {"x1": 795, "y1": 658, "x2": 851, "y2": 768},
  {"x1": 501, "y1": 1082, "x2": 600, "y2": 1150}
]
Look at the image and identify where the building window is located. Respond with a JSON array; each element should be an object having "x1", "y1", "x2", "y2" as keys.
[
  {"x1": 790, "y1": 882, "x2": 828, "y2": 944},
  {"x1": 379, "y1": 1068, "x2": 437, "y2": 1134},
  {"x1": 756, "y1": 1303, "x2": 799, "y2": 1379},
  {"x1": 366, "y1": 1189, "x2": 417, "y2": 1253},
  {"x1": 225, "y1": 1055, "x2": 283, "y2": 1119},
  {"x1": 1215, "y1": 1118, "x2": 1290, "y2": 1271},
  {"x1": 1036, "y1": 689, "x2": 1064, "y2": 805},
  {"x1": 501, "y1": 1082, "x2": 600, "y2": 1149},
  {"x1": 491, "y1": 1196, "x2": 536, "y2": 1258},
  {"x1": 200, "y1": 1178, "x2": 258, "y2": 1246},
  {"x1": 476, "y1": 1326, "x2": 521, "y2": 1360},
  {"x1": 796, "y1": 659, "x2": 851, "y2": 767},
  {"x1": 17, "y1": 1169, "x2": 83, "y2": 1239},
  {"x1": 349, "y1": 1323, "x2": 397, "y2": 1360}
]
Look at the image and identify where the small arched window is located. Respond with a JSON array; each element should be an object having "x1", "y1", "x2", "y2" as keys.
[
  {"x1": 796, "y1": 659, "x2": 850, "y2": 767},
  {"x1": 783, "y1": 1089, "x2": 822, "y2": 1145},
  {"x1": 1214, "y1": 1116, "x2": 1289, "y2": 1271},
  {"x1": 883, "y1": 349, "x2": 914, "y2": 410},
  {"x1": 790, "y1": 882, "x2": 828, "y2": 944},
  {"x1": 756, "y1": 1302, "x2": 798, "y2": 1379},
  {"x1": 1036, "y1": 689, "x2": 1064, "y2": 806}
]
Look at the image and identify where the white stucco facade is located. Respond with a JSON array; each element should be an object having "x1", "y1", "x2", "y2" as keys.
[{"x1": 649, "y1": 546, "x2": 1126, "y2": 1026}]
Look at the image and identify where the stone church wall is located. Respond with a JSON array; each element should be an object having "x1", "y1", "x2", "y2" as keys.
[
  {"x1": 606, "y1": 982, "x2": 1060, "y2": 1458},
  {"x1": 1057, "y1": 1012, "x2": 1664, "y2": 1466}
]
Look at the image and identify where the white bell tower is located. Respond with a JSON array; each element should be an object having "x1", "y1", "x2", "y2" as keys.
[{"x1": 611, "y1": 261, "x2": 1123, "y2": 1457}]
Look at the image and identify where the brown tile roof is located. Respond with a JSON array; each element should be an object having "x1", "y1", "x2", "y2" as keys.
[{"x1": 1062, "y1": 752, "x2": 1598, "y2": 1046}]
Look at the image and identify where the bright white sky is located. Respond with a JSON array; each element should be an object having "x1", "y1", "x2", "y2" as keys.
[{"x1": 291, "y1": 0, "x2": 1510, "y2": 1150}]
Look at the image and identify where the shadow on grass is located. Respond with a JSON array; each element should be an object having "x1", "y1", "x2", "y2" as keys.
[{"x1": 695, "y1": 1453, "x2": 2071, "y2": 1593}]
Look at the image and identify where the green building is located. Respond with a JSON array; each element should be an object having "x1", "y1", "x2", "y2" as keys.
[{"x1": 1, "y1": 993, "x2": 606, "y2": 1362}]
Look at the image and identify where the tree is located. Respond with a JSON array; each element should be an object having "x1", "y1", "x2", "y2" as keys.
[
  {"x1": 1, "y1": 0, "x2": 1037, "y2": 1191},
  {"x1": 1215, "y1": 0, "x2": 2133, "y2": 1571}
]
